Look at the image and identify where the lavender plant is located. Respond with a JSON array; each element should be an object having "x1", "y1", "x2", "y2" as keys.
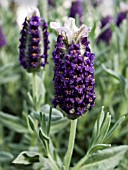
[
  {"x1": 0, "y1": 1, "x2": 128, "y2": 170},
  {"x1": 12, "y1": 14, "x2": 127, "y2": 170}
]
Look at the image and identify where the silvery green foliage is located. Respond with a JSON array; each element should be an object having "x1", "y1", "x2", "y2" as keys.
[
  {"x1": 88, "y1": 106, "x2": 125, "y2": 154},
  {"x1": 79, "y1": 145, "x2": 128, "y2": 170},
  {"x1": 12, "y1": 106, "x2": 126, "y2": 170}
]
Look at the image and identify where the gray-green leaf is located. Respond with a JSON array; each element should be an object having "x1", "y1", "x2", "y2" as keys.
[
  {"x1": 80, "y1": 145, "x2": 128, "y2": 170},
  {"x1": 0, "y1": 111, "x2": 28, "y2": 133},
  {"x1": 0, "y1": 152, "x2": 14, "y2": 163}
]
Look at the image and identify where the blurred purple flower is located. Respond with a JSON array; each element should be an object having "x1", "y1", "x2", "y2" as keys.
[
  {"x1": 48, "y1": 0, "x2": 54, "y2": 6},
  {"x1": 69, "y1": 0, "x2": 83, "y2": 25},
  {"x1": 116, "y1": 11, "x2": 128, "y2": 27},
  {"x1": 97, "y1": 15, "x2": 113, "y2": 45},
  {"x1": 92, "y1": 0, "x2": 103, "y2": 7},
  {"x1": 19, "y1": 14, "x2": 50, "y2": 72},
  {"x1": 0, "y1": 26, "x2": 7, "y2": 47}
]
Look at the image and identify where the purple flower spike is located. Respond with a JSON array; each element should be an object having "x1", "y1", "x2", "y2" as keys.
[
  {"x1": 116, "y1": 3, "x2": 128, "y2": 27},
  {"x1": 116, "y1": 11, "x2": 128, "y2": 27},
  {"x1": 0, "y1": 26, "x2": 7, "y2": 47},
  {"x1": 69, "y1": 0, "x2": 83, "y2": 25},
  {"x1": 51, "y1": 18, "x2": 96, "y2": 119},
  {"x1": 97, "y1": 15, "x2": 113, "y2": 45},
  {"x1": 19, "y1": 13, "x2": 50, "y2": 72}
]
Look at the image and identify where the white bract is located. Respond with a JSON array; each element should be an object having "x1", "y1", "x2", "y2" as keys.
[{"x1": 50, "y1": 18, "x2": 91, "y2": 44}]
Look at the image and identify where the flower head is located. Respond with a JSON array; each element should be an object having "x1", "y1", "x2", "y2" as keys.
[
  {"x1": 51, "y1": 18, "x2": 95, "y2": 119},
  {"x1": 19, "y1": 9, "x2": 50, "y2": 72}
]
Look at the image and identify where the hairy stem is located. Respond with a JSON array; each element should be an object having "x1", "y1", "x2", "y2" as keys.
[
  {"x1": 32, "y1": 72, "x2": 38, "y2": 111},
  {"x1": 72, "y1": 153, "x2": 90, "y2": 170},
  {"x1": 64, "y1": 119, "x2": 78, "y2": 170},
  {"x1": 48, "y1": 153, "x2": 60, "y2": 170}
]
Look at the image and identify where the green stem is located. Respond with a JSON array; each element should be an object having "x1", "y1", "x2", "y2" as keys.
[
  {"x1": 64, "y1": 119, "x2": 78, "y2": 170},
  {"x1": 32, "y1": 72, "x2": 37, "y2": 111},
  {"x1": 47, "y1": 153, "x2": 60, "y2": 170},
  {"x1": 72, "y1": 153, "x2": 90, "y2": 170}
]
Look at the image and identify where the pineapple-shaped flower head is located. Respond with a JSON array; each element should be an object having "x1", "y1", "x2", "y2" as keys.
[
  {"x1": 116, "y1": 3, "x2": 128, "y2": 27},
  {"x1": 0, "y1": 26, "x2": 7, "y2": 47},
  {"x1": 97, "y1": 15, "x2": 113, "y2": 45},
  {"x1": 50, "y1": 18, "x2": 96, "y2": 119},
  {"x1": 69, "y1": 0, "x2": 83, "y2": 25},
  {"x1": 19, "y1": 8, "x2": 50, "y2": 72}
]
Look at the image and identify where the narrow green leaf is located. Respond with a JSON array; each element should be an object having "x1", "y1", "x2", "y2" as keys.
[
  {"x1": 97, "y1": 113, "x2": 111, "y2": 143},
  {"x1": 97, "y1": 106, "x2": 105, "y2": 136},
  {"x1": 42, "y1": 113, "x2": 47, "y2": 134},
  {"x1": 102, "y1": 64, "x2": 126, "y2": 92},
  {"x1": 27, "y1": 92, "x2": 34, "y2": 105},
  {"x1": 28, "y1": 115, "x2": 35, "y2": 131},
  {"x1": 47, "y1": 106, "x2": 52, "y2": 136},
  {"x1": 105, "y1": 116, "x2": 125, "y2": 141},
  {"x1": 0, "y1": 152, "x2": 14, "y2": 163},
  {"x1": 0, "y1": 75, "x2": 20, "y2": 85},
  {"x1": 39, "y1": 127, "x2": 49, "y2": 142},
  {"x1": 0, "y1": 111, "x2": 28, "y2": 133},
  {"x1": 89, "y1": 120, "x2": 98, "y2": 147},
  {"x1": 89, "y1": 144, "x2": 111, "y2": 155}
]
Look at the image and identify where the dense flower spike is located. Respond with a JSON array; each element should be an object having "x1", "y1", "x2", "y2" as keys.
[
  {"x1": 0, "y1": 26, "x2": 7, "y2": 47},
  {"x1": 97, "y1": 15, "x2": 113, "y2": 45},
  {"x1": 51, "y1": 18, "x2": 95, "y2": 119},
  {"x1": 19, "y1": 11, "x2": 49, "y2": 72},
  {"x1": 69, "y1": 0, "x2": 83, "y2": 24}
]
